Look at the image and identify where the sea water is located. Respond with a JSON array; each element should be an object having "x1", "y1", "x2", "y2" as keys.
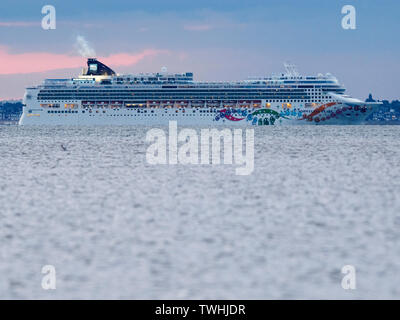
[{"x1": 0, "y1": 125, "x2": 399, "y2": 299}]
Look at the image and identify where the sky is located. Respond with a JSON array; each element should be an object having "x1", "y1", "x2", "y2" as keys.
[{"x1": 0, "y1": 0, "x2": 399, "y2": 100}]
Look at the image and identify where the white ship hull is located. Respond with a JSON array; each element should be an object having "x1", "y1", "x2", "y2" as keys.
[{"x1": 19, "y1": 100, "x2": 378, "y2": 126}]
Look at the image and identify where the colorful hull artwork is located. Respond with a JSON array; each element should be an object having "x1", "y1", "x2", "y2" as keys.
[
  {"x1": 215, "y1": 108, "x2": 288, "y2": 125},
  {"x1": 213, "y1": 102, "x2": 372, "y2": 125}
]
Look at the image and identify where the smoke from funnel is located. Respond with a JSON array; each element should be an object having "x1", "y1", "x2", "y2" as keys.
[{"x1": 75, "y1": 35, "x2": 96, "y2": 58}]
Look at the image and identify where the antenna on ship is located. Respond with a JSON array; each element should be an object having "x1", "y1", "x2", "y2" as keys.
[{"x1": 283, "y1": 62, "x2": 299, "y2": 77}]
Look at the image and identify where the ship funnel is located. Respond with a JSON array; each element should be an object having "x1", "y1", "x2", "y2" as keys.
[{"x1": 85, "y1": 58, "x2": 116, "y2": 76}]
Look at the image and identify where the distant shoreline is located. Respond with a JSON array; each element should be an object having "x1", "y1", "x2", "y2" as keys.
[
  {"x1": 2, "y1": 97, "x2": 400, "y2": 125},
  {"x1": 2, "y1": 120, "x2": 400, "y2": 126},
  {"x1": 0, "y1": 120, "x2": 18, "y2": 125}
]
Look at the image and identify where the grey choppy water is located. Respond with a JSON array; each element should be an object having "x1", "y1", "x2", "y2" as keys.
[{"x1": 1, "y1": 125, "x2": 400, "y2": 299}]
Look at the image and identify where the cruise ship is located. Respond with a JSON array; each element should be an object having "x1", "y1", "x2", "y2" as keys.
[{"x1": 19, "y1": 59, "x2": 381, "y2": 125}]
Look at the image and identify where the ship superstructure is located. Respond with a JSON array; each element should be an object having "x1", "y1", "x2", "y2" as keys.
[{"x1": 19, "y1": 59, "x2": 380, "y2": 125}]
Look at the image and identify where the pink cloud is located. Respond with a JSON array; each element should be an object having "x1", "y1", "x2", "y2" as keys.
[
  {"x1": 0, "y1": 46, "x2": 167, "y2": 75},
  {"x1": 101, "y1": 50, "x2": 165, "y2": 67},
  {"x1": 184, "y1": 24, "x2": 213, "y2": 31},
  {"x1": 0, "y1": 21, "x2": 40, "y2": 27},
  {"x1": 0, "y1": 96, "x2": 21, "y2": 101},
  {"x1": 0, "y1": 20, "x2": 100, "y2": 28}
]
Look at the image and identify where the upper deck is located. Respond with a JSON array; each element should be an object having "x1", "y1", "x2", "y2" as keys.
[
  {"x1": 35, "y1": 58, "x2": 342, "y2": 90},
  {"x1": 27, "y1": 59, "x2": 346, "y2": 103}
]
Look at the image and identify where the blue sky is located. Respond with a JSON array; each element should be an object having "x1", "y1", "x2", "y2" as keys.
[{"x1": 0, "y1": 0, "x2": 399, "y2": 99}]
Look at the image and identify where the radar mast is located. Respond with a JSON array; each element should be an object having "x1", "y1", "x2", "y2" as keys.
[{"x1": 283, "y1": 62, "x2": 299, "y2": 78}]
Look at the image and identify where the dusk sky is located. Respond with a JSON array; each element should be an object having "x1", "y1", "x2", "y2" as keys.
[{"x1": 0, "y1": 0, "x2": 399, "y2": 100}]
